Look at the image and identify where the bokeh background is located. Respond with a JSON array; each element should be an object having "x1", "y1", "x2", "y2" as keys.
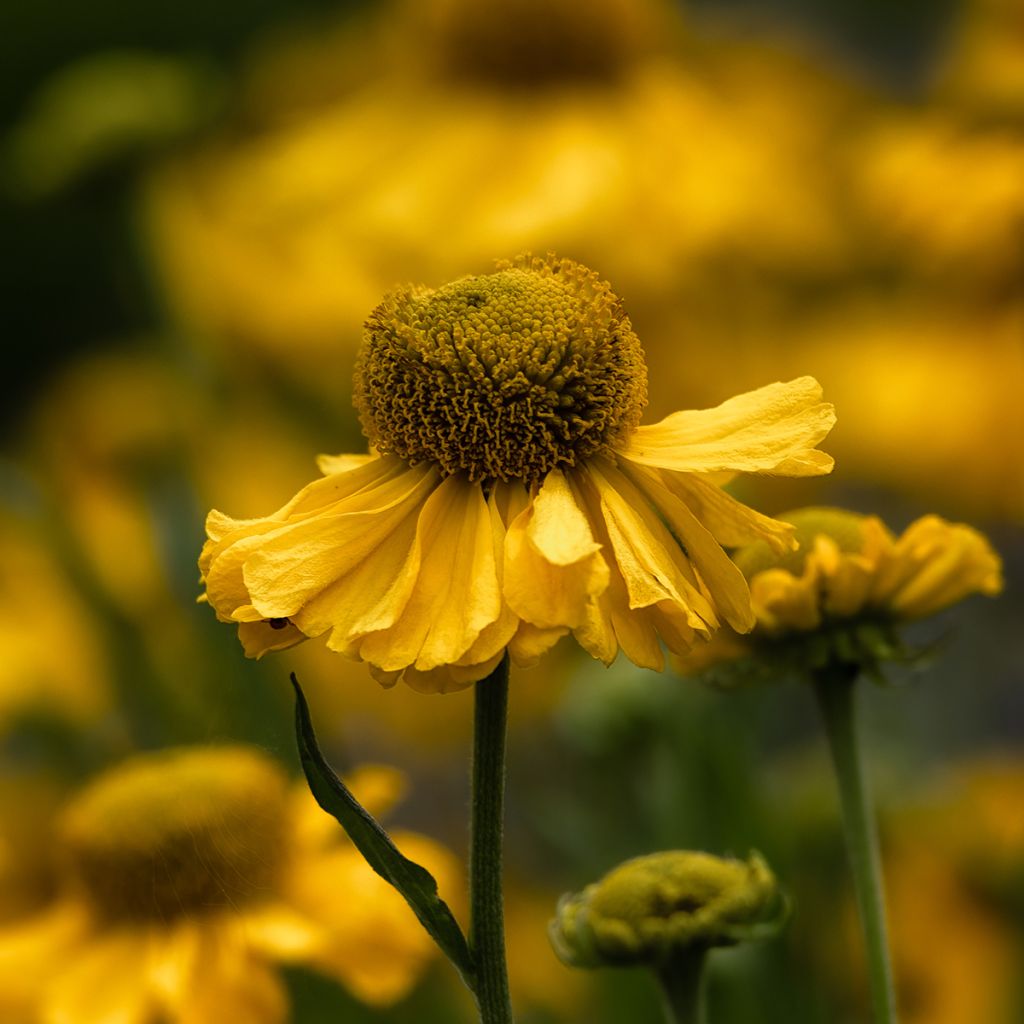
[{"x1": 2, "y1": 0, "x2": 1022, "y2": 1020}]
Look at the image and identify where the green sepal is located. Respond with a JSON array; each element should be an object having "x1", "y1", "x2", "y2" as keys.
[{"x1": 290, "y1": 674, "x2": 476, "y2": 990}]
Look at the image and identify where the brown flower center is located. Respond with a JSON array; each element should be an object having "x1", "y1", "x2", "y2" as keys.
[
  {"x1": 59, "y1": 747, "x2": 289, "y2": 922},
  {"x1": 355, "y1": 255, "x2": 647, "y2": 486}
]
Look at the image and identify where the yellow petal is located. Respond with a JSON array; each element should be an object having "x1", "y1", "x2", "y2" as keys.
[
  {"x1": 504, "y1": 468, "x2": 609, "y2": 630},
  {"x1": 508, "y1": 621, "x2": 568, "y2": 666},
  {"x1": 568, "y1": 463, "x2": 716, "y2": 669},
  {"x1": 235, "y1": 904, "x2": 324, "y2": 963},
  {"x1": 173, "y1": 925, "x2": 288, "y2": 1024},
  {"x1": 314, "y1": 452, "x2": 375, "y2": 476},
  {"x1": 297, "y1": 503, "x2": 422, "y2": 646},
  {"x1": 243, "y1": 463, "x2": 437, "y2": 618},
  {"x1": 47, "y1": 927, "x2": 156, "y2": 1024},
  {"x1": 656, "y1": 471, "x2": 796, "y2": 552},
  {"x1": 814, "y1": 538, "x2": 875, "y2": 619},
  {"x1": 237, "y1": 619, "x2": 307, "y2": 658},
  {"x1": 355, "y1": 474, "x2": 502, "y2": 673},
  {"x1": 449, "y1": 487, "x2": 524, "y2": 669},
  {"x1": 622, "y1": 463, "x2": 756, "y2": 632},
  {"x1": 620, "y1": 377, "x2": 835, "y2": 477},
  {"x1": 0, "y1": 902, "x2": 89, "y2": 1019},
  {"x1": 583, "y1": 461, "x2": 718, "y2": 631},
  {"x1": 200, "y1": 456, "x2": 419, "y2": 621},
  {"x1": 401, "y1": 652, "x2": 503, "y2": 694},
  {"x1": 875, "y1": 516, "x2": 1004, "y2": 620},
  {"x1": 286, "y1": 838, "x2": 459, "y2": 1007},
  {"x1": 750, "y1": 566, "x2": 823, "y2": 633}
]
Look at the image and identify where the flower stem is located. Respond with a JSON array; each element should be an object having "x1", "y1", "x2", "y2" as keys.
[
  {"x1": 470, "y1": 653, "x2": 513, "y2": 1024},
  {"x1": 657, "y1": 950, "x2": 707, "y2": 1024},
  {"x1": 813, "y1": 668, "x2": 898, "y2": 1024}
]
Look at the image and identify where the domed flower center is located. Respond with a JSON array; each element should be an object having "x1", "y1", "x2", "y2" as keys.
[
  {"x1": 355, "y1": 255, "x2": 647, "y2": 485},
  {"x1": 59, "y1": 747, "x2": 289, "y2": 922},
  {"x1": 734, "y1": 507, "x2": 869, "y2": 580}
]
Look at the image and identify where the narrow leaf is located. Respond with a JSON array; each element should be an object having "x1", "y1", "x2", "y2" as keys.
[{"x1": 290, "y1": 673, "x2": 476, "y2": 989}]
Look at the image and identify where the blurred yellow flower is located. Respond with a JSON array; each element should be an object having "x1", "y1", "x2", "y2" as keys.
[
  {"x1": 0, "y1": 747, "x2": 461, "y2": 1023},
  {"x1": 929, "y1": 757, "x2": 1024, "y2": 901},
  {"x1": 852, "y1": 113, "x2": 1024, "y2": 285},
  {"x1": 882, "y1": 844, "x2": 1015, "y2": 1024},
  {"x1": 678, "y1": 507, "x2": 1002, "y2": 679},
  {"x1": 935, "y1": 0, "x2": 1024, "y2": 115},
  {"x1": 143, "y1": 0, "x2": 848, "y2": 384},
  {"x1": 199, "y1": 256, "x2": 834, "y2": 691},
  {"x1": 735, "y1": 508, "x2": 1002, "y2": 636},
  {"x1": 876, "y1": 760, "x2": 1024, "y2": 1024},
  {"x1": 0, "y1": 517, "x2": 111, "y2": 734},
  {"x1": 788, "y1": 306, "x2": 1024, "y2": 521}
]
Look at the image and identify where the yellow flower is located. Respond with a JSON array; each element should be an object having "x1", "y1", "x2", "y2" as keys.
[
  {"x1": 199, "y1": 256, "x2": 835, "y2": 691},
  {"x1": 0, "y1": 747, "x2": 461, "y2": 1023},
  {"x1": 679, "y1": 507, "x2": 1002, "y2": 680},
  {"x1": 736, "y1": 508, "x2": 1002, "y2": 635}
]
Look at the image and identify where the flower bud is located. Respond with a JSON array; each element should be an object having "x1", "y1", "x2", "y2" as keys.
[{"x1": 549, "y1": 850, "x2": 786, "y2": 969}]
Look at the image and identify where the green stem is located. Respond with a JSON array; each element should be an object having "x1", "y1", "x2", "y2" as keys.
[
  {"x1": 470, "y1": 653, "x2": 513, "y2": 1024},
  {"x1": 657, "y1": 950, "x2": 707, "y2": 1024},
  {"x1": 814, "y1": 668, "x2": 898, "y2": 1024}
]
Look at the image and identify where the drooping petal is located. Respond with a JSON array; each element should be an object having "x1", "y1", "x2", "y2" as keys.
[
  {"x1": 200, "y1": 455, "x2": 428, "y2": 625},
  {"x1": 0, "y1": 902, "x2": 89, "y2": 1021},
  {"x1": 237, "y1": 620, "x2": 306, "y2": 658},
  {"x1": 655, "y1": 471, "x2": 796, "y2": 552},
  {"x1": 242, "y1": 463, "x2": 438, "y2": 618},
  {"x1": 284, "y1": 836, "x2": 461, "y2": 1007},
  {"x1": 621, "y1": 462, "x2": 756, "y2": 632},
  {"x1": 46, "y1": 926, "x2": 157, "y2": 1024},
  {"x1": 354, "y1": 474, "x2": 502, "y2": 675},
  {"x1": 749, "y1": 567, "x2": 823, "y2": 634},
  {"x1": 447, "y1": 485, "x2": 524, "y2": 671},
  {"x1": 508, "y1": 620, "x2": 568, "y2": 666},
  {"x1": 872, "y1": 516, "x2": 1004, "y2": 620},
  {"x1": 504, "y1": 468, "x2": 609, "y2": 630},
  {"x1": 620, "y1": 377, "x2": 835, "y2": 476},
  {"x1": 169, "y1": 920, "x2": 287, "y2": 1024},
  {"x1": 567, "y1": 461, "x2": 719, "y2": 669},
  {"x1": 402, "y1": 649, "x2": 507, "y2": 694},
  {"x1": 297, "y1": 507, "x2": 422, "y2": 649},
  {"x1": 234, "y1": 905, "x2": 324, "y2": 964},
  {"x1": 583, "y1": 461, "x2": 719, "y2": 632},
  {"x1": 314, "y1": 453, "x2": 376, "y2": 476}
]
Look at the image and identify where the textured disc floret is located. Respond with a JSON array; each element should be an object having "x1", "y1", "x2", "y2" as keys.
[
  {"x1": 59, "y1": 747, "x2": 289, "y2": 922},
  {"x1": 355, "y1": 255, "x2": 648, "y2": 485}
]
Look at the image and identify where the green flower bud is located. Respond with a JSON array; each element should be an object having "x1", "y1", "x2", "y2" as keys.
[{"x1": 549, "y1": 850, "x2": 787, "y2": 969}]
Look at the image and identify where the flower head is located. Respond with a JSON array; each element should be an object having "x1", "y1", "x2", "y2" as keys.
[
  {"x1": 549, "y1": 850, "x2": 785, "y2": 968},
  {"x1": 200, "y1": 255, "x2": 835, "y2": 691},
  {"x1": 0, "y1": 746, "x2": 460, "y2": 1023},
  {"x1": 680, "y1": 507, "x2": 1003, "y2": 683}
]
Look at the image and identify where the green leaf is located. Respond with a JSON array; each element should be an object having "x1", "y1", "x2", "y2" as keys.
[{"x1": 290, "y1": 674, "x2": 476, "y2": 990}]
